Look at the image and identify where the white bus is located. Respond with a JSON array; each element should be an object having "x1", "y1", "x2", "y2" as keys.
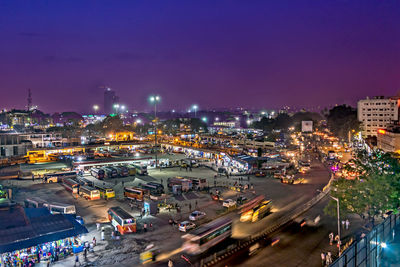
[
  {"x1": 43, "y1": 202, "x2": 76, "y2": 215},
  {"x1": 131, "y1": 163, "x2": 148, "y2": 175},
  {"x1": 182, "y1": 218, "x2": 232, "y2": 255}
]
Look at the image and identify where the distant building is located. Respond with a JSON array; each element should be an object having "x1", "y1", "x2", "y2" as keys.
[
  {"x1": 213, "y1": 121, "x2": 240, "y2": 128},
  {"x1": 377, "y1": 127, "x2": 400, "y2": 153},
  {"x1": 20, "y1": 133, "x2": 63, "y2": 148},
  {"x1": 357, "y1": 96, "x2": 399, "y2": 137},
  {"x1": 0, "y1": 133, "x2": 32, "y2": 157},
  {"x1": 104, "y1": 88, "x2": 119, "y2": 114}
]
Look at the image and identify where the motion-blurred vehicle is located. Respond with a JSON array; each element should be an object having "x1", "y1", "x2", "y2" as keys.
[
  {"x1": 254, "y1": 170, "x2": 267, "y2": 177},
  {"x1": 222, "y1": 199, "x2": 236, "y2": 208},
  {"x1": 189, "y1": 211, "x2": 206, "y2": 221},
  {"x1": 179, "y1": 221, "x2": 196, "y2": 232}
]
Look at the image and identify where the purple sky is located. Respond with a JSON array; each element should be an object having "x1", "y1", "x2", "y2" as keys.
[{"x1": 1, "y1": 1, "x2": 400, "y2": 113}]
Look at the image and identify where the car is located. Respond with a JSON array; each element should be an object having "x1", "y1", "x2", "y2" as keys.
[
  {"x1": 236, "y1": 196, "x2": 248, "y2": 205},
  {"x1": 223, "y1": 199, "x2": 236, "y2": 208},
  {"x1": 178, "y1": 221, "x2": 196, "y2": 232},
  {"x1": 189, "y1": 211, "x2": 206, "y2": 221},
  {"x1": 255, "y1": 170, "x2": 266, "y2": 177}
]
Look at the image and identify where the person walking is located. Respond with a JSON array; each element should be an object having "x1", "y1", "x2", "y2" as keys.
[
  {"x1": 32, "y1": 174, "x2": 35, "y2": 182},
  {"x1": 189, "y1": 203, "x2": 192, "y2": 211},
  {"x1": 101, "y1": 229, "x2": 105, "y2": 241},
  {"x1": 329, "y1": 232, "x2": 334, "y2": 245},
  {"x1": 144, "y1": 223, "x2": 147, "y2": 232},
  {"x1": 92, "y1": 237, "x2": 96, "y2": 246},
  {"x1": 320, "y1": 252, "x2": 326, "y2": 267},
  {"x1": 341, "y1": 220, "x2": 345, "y2": 229},
  {"x1": 96, "y1": 223, "x2": 100, "y2": 231},
  {"x1": 83, "y1": 248, "x2": 87, "y2": 261},
  {"x1": 345, "y1": 219, "x2": 350, "y2": 230},
  {"x1": 168, "y1": 259, "x2": 173, "y2": 267},
  {"x1": 74, "y1": 254, "x2": 80, "y2": 267},
  {"x1": 326, "y1": 252, "x2": 332, "y2": 265},
  {"x1": 149, "y1": 223, "x2": 153, "y2": 231}
]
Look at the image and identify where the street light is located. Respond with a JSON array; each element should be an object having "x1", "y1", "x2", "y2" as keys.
[
  {"x1": 192, "y1": 104, "x2": 198, "y2": 118},
  {"x1": 318, "y1": 190, "x2": 341, "y2": 255},
  {"x1": 202, "y1": 117, "x2": 208, "y2": 122},
  {"x1": 149, "y1": 95, "x2": 161, "y2": 168},
  {"x1": 93, "y1": 105, "x2": 99, "y2": 113}
]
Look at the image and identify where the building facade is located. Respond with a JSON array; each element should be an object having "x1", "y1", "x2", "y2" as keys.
[
  {"x1": 357, "y1": 96, "x2": 399, "y2": 137},
  {"x1": 376, "y1": 127, "x2": 400, "y2": 153},
  {"x1": 0, "y1": 134, "x2": 32, "y2": 157}
]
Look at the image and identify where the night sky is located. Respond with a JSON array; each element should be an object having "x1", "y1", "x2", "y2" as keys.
[{"x1": 1, "y1": 1, "x2": 400, "y2": 113}]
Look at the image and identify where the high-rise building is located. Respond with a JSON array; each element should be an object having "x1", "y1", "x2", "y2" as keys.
[
  {"x1": 357, "y1": 96, "x2": 399, "y2": 137},
  {"x1": 104, "y1": 88, "x2": 119, "y2": 114}
]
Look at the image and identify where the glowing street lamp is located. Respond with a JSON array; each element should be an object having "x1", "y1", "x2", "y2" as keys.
[
  {"x1": 192, "y1": 104, "x2": 198, "y2": 118},
  {"x1": 93, "y1": 105, "x2": 99, "y2": 113},
  {"x1": 149, "y1": 94, "x2": 161, "y2": 168},
  {"x1": 202, "y1": 117, "x2": 208, "y2": 122}
]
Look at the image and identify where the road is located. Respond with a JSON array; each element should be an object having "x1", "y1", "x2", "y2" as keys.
[{"x1": 215, "y1": 197, "x2": 339, "y2": 267}]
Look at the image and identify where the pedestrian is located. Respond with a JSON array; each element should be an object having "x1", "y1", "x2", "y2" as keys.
[
  {"x1": 83, "y1": 248, "x2": 87, "y2": 260},
  {"x1": 32, "y1": 174, "x2": 35, "y2": 182},
  {"x1": 345, "y1": 219, "x2": 350, "y2": 230},
  {"x1": 168, "y1": 259, "x2": 173, "y2": 267},
  {"x1": 96, "y1": 223, "x2": 100, "y2": 231},
  {"x1": 341, "y1": 220, "x2": 345, "y2": 229},
  {"x1": 326, "y1": 252, "x2": 332, "y2": 265},
  {"x1": 122, "y1": 180, "x2": 124, "y2": 186},
  {"x1": 195, "y1": 200, "x2": 198, "y2": 208},
  {"x1": 161, "y1": 178, "x2": 163, "y2": 185},
  {"x1": 189, "y1": 203, "x2": 192, "y2": 211},
  {"x1": 150, "y1": 223, "x2": 153, "y2": 231},
  {"x1": 144, "y1": 223, "x2": 148, "y2": 232},
  {"x1": 92, "y1": 237, "x2": 96, "y2": 246},
  {"x1": 74, "y1": 254, "x2": 80, "y2": 267},
  {"x1": 101, "y1": 229, "x2": 105, "y2": 241},
  {"x1": 320, "y1": 252, "x2": 326, "y2": 267},
  {"x1": 329, "y1": 232, "x2": 334, "y2": 245}
]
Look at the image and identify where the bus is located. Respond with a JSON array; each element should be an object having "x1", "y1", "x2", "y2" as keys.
[
  {"x1": 139, "y1": 183, "x2": 164, "y2": 196},
  {"x1": 77, "y1": 177, "x2": 94, "y2": 187},
  {"x1": 107, "y1": 207, "x2": 136, "y2": 235},
  {"x1": 182, "y1": 218, "x2": 232, "y2": 255},
  {"x1": 240, "y1": 196, "x2": 271, "y2": 223},
  {"x1": 95, "y1": 185, "x2": 115, "y2": 199},
  {"x1": 91, "y1": 168, "x2": 105, "y2": 180},
  {"x1": 24, "y1": 197, "x2": 47, "y2": 208},
  {"x1": 131, "y1": 163, "x2": 148, "y2": 175},
  {"x1": 124, "y1": 187, "x2": 147, "y2": 201},
  {"x1": 79, "y1": 186, "x2": 101, "y2": 200},
  {"x1": 126, "y1": 165, "x2": 136, "y2": 176},
  {"x1": 102, "y1": 167, "x2": 118, "y2": 178},
  {"x1": 44, "y1": 171, "x2": 77, "y2": 183},
  {"x1": 62, "y1": 178, "x2": 80, "y2": 194},
  {"x1": 43, "y1": 202, "x2": 76, "y2": 215},
  {"x1": 188, "y1": 178, "x2": 207, "y2": 190},
  {"x1": 167, "y1": 177, "x2": 192, "y2": 191},
  {"x1": 115, "y1": 166, "x2": 129, "y2": 177}
]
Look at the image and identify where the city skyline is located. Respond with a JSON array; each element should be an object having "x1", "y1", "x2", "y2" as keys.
[{"x1": 1, "y1": 1, "x2": 400, "y2": 113}]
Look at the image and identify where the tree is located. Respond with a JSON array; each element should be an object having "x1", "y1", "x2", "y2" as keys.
[
  {"x1": 324, "y1": 150, "x2": 400, "y2": 227},
  {"x1": 101, "y1": 115, "x2": 124, "y2": 134},
  {"x1": 326, "y1": 105, "x2": 359, "y2": 140}
]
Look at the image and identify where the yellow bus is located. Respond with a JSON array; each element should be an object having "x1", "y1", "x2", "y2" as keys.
[{"x1": 95, "y1": 185, "x2": 115, "y2": 199}]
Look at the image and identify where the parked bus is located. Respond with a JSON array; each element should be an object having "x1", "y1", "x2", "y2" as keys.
[
  {"x1": 139, "y1": 183, "x2": 163, "y2": 196},
  {"x1": 62, "y1": 178, "x2": 80, "y2": 194},
  {"x1": 126, "y1": 165, "x2": 136, "y2": 176},
  {"x1": 91, "y1": 167, "x2": 105, "y2": 180},
  {"x1": 24, "y1": 197, "x2": 47, "y2": 208},
  {"x1": 182, "y1": 218, "x2": 232, "y2": 255},
  {"x1": 79, "y1": 186, "x2": 101, "y2": 200},
  {"x1": 95, "y1": 185, "x2": 115, "y2": 199},
  {"x1": 167, "y1": 177, "x2": 192, "y2": 191},
  {"x1": 124, "y1": 187, "x2": 147, "y2": 201},
  {"x1": 44, "y1": 171, "x2": 77, "y2": 183},
  {"x1": 77, "y1": 177, "x2": 94, "y2": 187},
  {"x1": 188, "y1": 178, "x2": 207, "y2": 190},
  {"x1": 131, "y1": 163, "x2": 148, "y2": 175},
  {"x1": 107, "y1": 207, "x2": 136, "y2": 235},
  {"x1": 114, "y1": 166, "x2": 129, "y2": 177},
  {"x1": 103, "y1": 167, "x2": 118, "y2": 178},
  {"x1": 43, "y1": 202, "x2": 76, "y2": 215}
]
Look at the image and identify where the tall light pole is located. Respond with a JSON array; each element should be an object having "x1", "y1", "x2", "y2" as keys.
[
  {"x1": 192, "y1": 104, "x2": 198, "y2": 118},
  {"x1": 93, "y1": 105, "x2": 99, "y2": 114},
  {"x1": 319, "y1": 190, "x2": 341, "y2": 255},
  {"x1": 149, "y1": 95, "x2": 161, "y2": 168},
  {"x1": 331, "y1": 195, "x2": 341, "y2": 255}
]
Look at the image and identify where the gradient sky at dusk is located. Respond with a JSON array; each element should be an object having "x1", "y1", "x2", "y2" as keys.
[{"x1": 1, "y1": 1, "x2": 400, "y2": 113}]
